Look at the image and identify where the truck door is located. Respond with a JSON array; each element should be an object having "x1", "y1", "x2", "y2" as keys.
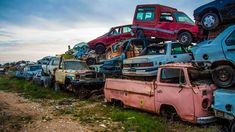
[
  {"x1": 155, "y1": 12, "x2": 176, "y2": 39},
  {"x1": 156, "y1": 68, "x2": 195, "y2": 120},
  {"x1": 169, "y1": 43, "x2": 192, "y2": 63},
  {"x1": 106, "y1": 27, "x2": 122, "y2": 45},
  {"x1": 222, "y1": 30, "x2": 235, "y2": 61}
]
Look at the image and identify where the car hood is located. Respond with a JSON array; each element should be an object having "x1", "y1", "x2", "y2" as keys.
[{"x1": 124, "y1": 55, "x2": 164, "y2": 64}]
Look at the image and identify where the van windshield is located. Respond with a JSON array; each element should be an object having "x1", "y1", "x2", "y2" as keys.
[
  {"x1": 173, "y1": 12, "x2": 195, "y2": 25},
  {"x1": 136, "y1": 7, "x2": 155, "y2": 21}
]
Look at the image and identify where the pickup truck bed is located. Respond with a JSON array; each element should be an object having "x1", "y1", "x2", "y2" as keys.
[{"x1": 105, "y1": 78, "x2": 155, "y2": 112}]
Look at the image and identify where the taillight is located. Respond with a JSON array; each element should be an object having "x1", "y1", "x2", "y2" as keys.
[
  {"x1": 139, "y1": 62, "x2": 153, "y2": 67},
  {"x1": 202, "y1": 98, "x2": 209, "y2": 109}
]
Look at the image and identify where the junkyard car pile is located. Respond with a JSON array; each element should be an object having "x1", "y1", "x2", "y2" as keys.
[{"x1": 1, "y1": 1, "x2": 235, "y2": 131}]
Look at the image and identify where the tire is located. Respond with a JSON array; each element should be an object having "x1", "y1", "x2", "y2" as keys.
[
  {"x1": 95, "y1": 44, "x2": 106, "y2": 54},
  {"x1": 86, "y1": 57, "x2": 96, "y2": 66},
  {"x1": 54, "y1": 82, "x2": 61, "y2": 92},
  {"x1": 160, "y1": 106, "x2": 178, "y2": 121},
  {"x1": 137, "y1": 30, "x2": 145, "y2": 39},
  {"x1": 76, "y1": 86, "x2": 90, "y2": 99},
  {"x1": 230, "y1": 122, "x2": 235, "y2": 132},
  {"x1": 212, "y1": 65, "x2": 235, "y2": 88},
  {"x1": 178, "y1": 32, "x2": 192, "y2": 46},
  {"x1": 201, "y1": 12, "x2": 219, "y2": 30}
]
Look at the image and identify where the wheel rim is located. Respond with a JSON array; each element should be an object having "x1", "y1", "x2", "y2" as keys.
[
  {"x1": 203, "y1": 15, "x2": 215, "y2": 28},
  {"x1": 217, "y1": 69, "x2": 231, "y2": 82},
  {"x1": 181, "y1": 35, "x2": 188, "y2": 43},
  {"x1": 96, "y1": 45, "x2": 104, "y2": 53}
]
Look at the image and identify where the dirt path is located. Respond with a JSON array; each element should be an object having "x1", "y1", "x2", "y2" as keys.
[{"x1": 0, "y1": 91, "x2": 89, "y2": 132}]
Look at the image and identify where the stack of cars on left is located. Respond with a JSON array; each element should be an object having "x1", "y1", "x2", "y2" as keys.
[{"x1": 1, "y1": 1, "x2": 235, "y2": 130}]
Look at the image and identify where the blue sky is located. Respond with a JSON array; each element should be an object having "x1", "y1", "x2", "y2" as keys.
[{"x1": 0, "y1": 0, "x2": 213, "y2": 63}]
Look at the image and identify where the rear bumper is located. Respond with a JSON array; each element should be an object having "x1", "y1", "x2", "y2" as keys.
[
  {"x1": 196, "y1": 116, "x2": 217, "y2": 124},
  {"x1": 122, "y1": 67, "x2": 158, "y2": 77}
]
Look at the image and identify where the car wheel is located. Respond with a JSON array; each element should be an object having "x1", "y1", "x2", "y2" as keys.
[
  {"x1": 212, "y1": 65, "x2": 235, "y2": 88},
  {"x1": 76, "y1": 86, "x2": 89, "y2": 99},
  {"x1": 137, "y1": 30, "x2": 145, "y2": 39},
  {"x1": 54, "y1": 82, "x2": 61, "y2": 92},
  {"x1": 95, "y1": 44, "x2": 106, "y2": 54},
  {"x1": 178, "y1": 32, "x2": 192, "y2": 46},
  {"x1": 230, "y1": 122, "x2": 235, "y2": 132},
  {"x1": 86, "y1": 57, "x2": 96, "y2": 66},
  {"x1": 201, "y1": 12, "x2": 219, "y2": 30}
]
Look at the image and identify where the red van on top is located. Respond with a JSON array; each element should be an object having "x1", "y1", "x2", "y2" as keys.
[
  {"x1": 88, "y1": 25, "x2": 133, "y2": 54},
  {"x1": 132, "y1": 4, "x2": 199, "y2": 46}
]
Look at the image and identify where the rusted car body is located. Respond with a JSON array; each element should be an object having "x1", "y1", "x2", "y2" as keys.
[{"x1": 104, "y1": 63, "x2": 216, "y2": 124}]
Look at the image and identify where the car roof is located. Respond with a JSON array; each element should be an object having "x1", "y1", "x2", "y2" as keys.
[{"x1": 137, "y1": 4, "x2": 177, "y2": 11}]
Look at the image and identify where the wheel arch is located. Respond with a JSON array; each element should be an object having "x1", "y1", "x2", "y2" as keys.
[
  {"x1": 200, "y1": 7, "x2": 222, "y2": 22},
  {"x1": 159, "y1": 104, "x2": 180, "y2": 117},
  {"x1": 177, "y1": 30, "x2": 193, "y2": 37},
  {"x1": 211, "y1": 60, "x2": 235, "y2": 69}
]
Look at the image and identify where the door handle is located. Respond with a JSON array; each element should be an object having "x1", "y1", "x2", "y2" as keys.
[
  {"x1": 157, "y1": 90, "x2": 162, "y2": 93},
  {"x1": 227, "y1": 48, "x2": 235, "y2": 52}
]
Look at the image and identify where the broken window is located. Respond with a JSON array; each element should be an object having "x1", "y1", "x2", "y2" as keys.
[{"x1": 160, "y1": 68, "x2": 185, "y2": 84}]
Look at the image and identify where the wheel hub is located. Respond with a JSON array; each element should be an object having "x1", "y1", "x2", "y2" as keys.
[
  {"x1": 181, "y1": 35, "x2": 188, "y2": 43},
  {"x1": 203, "y1": 15, "x2": 215, "y2": 28},
  {"x1": 218, "y1": 69, "x2": 230, "y2": 82}
]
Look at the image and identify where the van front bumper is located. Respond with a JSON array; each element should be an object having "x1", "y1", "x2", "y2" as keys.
[{"x1": 196, "y1": 116, "x2": 216, "y2": 124}]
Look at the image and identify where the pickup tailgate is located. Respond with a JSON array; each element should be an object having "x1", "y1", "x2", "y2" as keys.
[{"x1": 104, "y1": 78, "x2": 156, "y2": 112}]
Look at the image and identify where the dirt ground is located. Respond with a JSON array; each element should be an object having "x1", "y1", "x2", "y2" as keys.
[{"x1": 0, "y1": 91, "x2": 89, "y2": 132}]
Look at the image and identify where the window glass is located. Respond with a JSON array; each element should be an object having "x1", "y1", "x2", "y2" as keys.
[
  {"x1": 64, "y1": 61, "x2": 89, "y2": 70},
  {"x1": 160, "y1": 68, "x2": 185, "y2": 84},
  {"x1": 226, "y1": 31, "x2": 235, "y2": 46},
  {"x1": 136, "y1": 7, "x2": 155, "y2": 21},
  {"x1": 173, "y1": 12, "x2": 194, "y2": 24},
  {"x1": 52, "y1": 59, "x2": 60, "y2": 65},
  {"x1": 110, "y1": 28, "x2": 121, "y2": 36},
  {"x1": 123, "y1": 26, "x2": 132, "y2": 33},
  {"x1": 160, "y1": 13, "x2": 173, "y2": 22},
  {"x1": 30, "y1": 66, "x2": 41, "y2": 71},
  {"x1": 171, "y1": 44, "x2": 187, "y2": 54},
  {"x1": 141, "y1": 45, "x2": 166, "y2": 55}
]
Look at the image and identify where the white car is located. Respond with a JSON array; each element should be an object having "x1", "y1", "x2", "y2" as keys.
[{"x1": 122, "y1": 42, "x2": 193, "y2": 76}]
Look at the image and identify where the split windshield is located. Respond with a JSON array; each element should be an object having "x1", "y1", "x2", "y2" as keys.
[
  {"x1": 188, "y1": 68, "x2": 212, "y2": 85},
  {"x1": 64, "y1": 61, "x2": 89, "y2": 70}
]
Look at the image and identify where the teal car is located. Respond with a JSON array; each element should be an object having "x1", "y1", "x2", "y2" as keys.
[{"x1": 192, "y1": 25, "x2": 235, "y2": 88}]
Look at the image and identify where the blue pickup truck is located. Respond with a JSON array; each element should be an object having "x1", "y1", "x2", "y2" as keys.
[
  {"x1": 213, "y1": 89, "x2": 235, "y2": 132},
  {"x1": 192, "y1": 25, "x2": 235, "y2": 88}
]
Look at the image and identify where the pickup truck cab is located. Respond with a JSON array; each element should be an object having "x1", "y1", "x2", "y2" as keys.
[
  {"x1": 42, "y1": 56, "x2": 60, "y2": 77},
  {"x1": 105, "y1": 63, "x2": 216, "y2": 124},
  {"x1": 100, "y1": 38, "x2": 148, "y2": 76},
  {"x1": 54, "y1": 59, "x2": 93, "y2": 91},
  {"x1": 88, "y1": 25, "x2": 133, "y2": 54},
  {"x1": 213, "y1": 89, "x2": 235, "y2": 132},
  {"x1": 192, "y1": 25, "x2": 235, "y2": 88},
  {"x1": 132, "y1": 4, "x2": 199, "y2": 46},
  {"x1": 123, "y1": 42, "x2": 192, "y2": 77}
]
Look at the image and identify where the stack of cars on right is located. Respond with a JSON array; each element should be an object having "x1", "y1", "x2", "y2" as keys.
[
  {"x1": 104, "y1": 1, "x2": 235, "y2": 130},
  {"x1": 192, "y1": 0, "x2": 235, "y2": 131}
]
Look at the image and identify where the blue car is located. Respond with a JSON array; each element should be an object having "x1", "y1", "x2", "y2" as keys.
[
  {"x1": 213, "y1": 89, "x2": 235, "y2": 132},
  {"x1": 100, "y1": 38, "x2": 148, "y2": 76},
  {"x1": 192, "y1": 25, "x2": 235, "y2": 88},
  {"x1": 23, "y1": 65, "x2": 42, "y2": 80}
]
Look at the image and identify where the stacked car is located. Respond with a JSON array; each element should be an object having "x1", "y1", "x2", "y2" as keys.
[{"x1": 2, "y1": 1, "x2": 235, "y2": 130}]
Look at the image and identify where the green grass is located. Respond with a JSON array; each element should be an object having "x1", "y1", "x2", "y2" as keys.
[
  {"x1": 0, "y1": 76, "x2": 70, "y2": 100},
  {"x1": 0, "y1": 75, "x2": 219, "y2": 132}
]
